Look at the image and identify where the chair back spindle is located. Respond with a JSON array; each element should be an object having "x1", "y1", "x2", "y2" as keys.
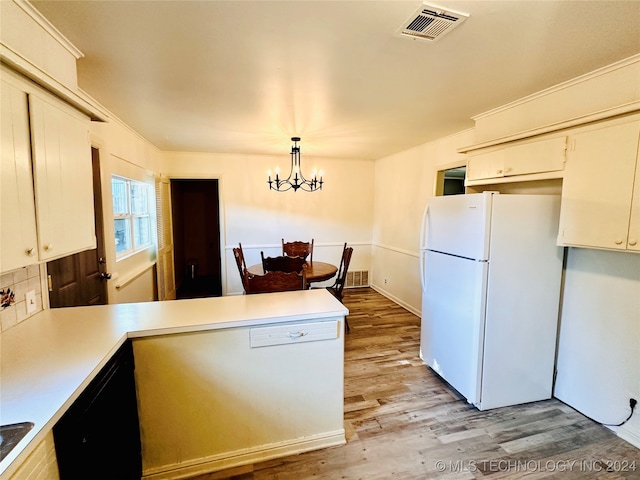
[
  {"x1": 327, "y1": 243, "x2": 353, "y2": 303},
  {"x1": 233, "y1": 243, "x2": 248, "y2": 291}
]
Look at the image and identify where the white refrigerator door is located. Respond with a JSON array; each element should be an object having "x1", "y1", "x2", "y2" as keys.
[
  {"x1": 479, "y1": 194, "x2": 563, "y2": 410},
  {"x1": 420, "y1": 250, "x2": 488, "y2": 405},
  {"x1": 420, "y1": 192, "x2": 494, "y2": 261}
]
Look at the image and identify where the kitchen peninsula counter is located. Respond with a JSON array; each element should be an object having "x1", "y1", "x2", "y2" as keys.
[{"x1": 0, "y1": 289, "x2": 348, "y2": 478}]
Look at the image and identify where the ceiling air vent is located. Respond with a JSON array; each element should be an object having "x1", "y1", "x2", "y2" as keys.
[{"x1": 396, "y1": 3, "x2": 469, "y2": 42}]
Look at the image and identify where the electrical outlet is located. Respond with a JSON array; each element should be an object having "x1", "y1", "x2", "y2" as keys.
[
  {"x1": 630, "y1": 398, "x2": 637, "y2": 409},
  {"x1": 26, "y1": 290, "x2": 37, "y2": 314}
]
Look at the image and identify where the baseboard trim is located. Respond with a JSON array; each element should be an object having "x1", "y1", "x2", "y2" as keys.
[
  {"x1": 370, "y1": 284, "x2": 420, "y2": 317},
  {"x1": 611, "y1": 424, "x2": 640, "y2": 449},
  {"x1": 141, "y1": 429, "x2": 346, "y2": 480}
]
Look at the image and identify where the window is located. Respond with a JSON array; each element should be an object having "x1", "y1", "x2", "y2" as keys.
[{"x1": 112, "y1": 176, "x2": 152, "y2": 258}]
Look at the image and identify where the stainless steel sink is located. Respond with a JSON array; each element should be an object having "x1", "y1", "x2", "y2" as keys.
[{"x1": 0, "y1": 422, "x2": 34, "y2": 461}]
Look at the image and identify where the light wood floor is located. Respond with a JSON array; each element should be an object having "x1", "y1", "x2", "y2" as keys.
[{"x1": 192, "y1": 288, "x2": 639, "y2": 479}]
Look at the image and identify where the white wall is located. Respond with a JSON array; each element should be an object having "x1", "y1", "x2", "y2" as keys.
[
  {"x1": 554, "y1": 249, "x2": 640, "y2": 447},
  {"x1": 90, "y1": 119, "x2": 163, "y2": 304},
  {"x1": 161, "y1": 151, "x2": 374, "y2": 295},
  {"x1": 371, "y1": 130, "x2": 474, "y2": 314}
]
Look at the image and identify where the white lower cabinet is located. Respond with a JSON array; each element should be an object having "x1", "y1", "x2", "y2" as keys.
[
  {"x1": 558, "y1": 117, "x2": 640, "y2": 251},
  {"x1": 0, "y1": 70, "x2": 95, "y2": 272}
]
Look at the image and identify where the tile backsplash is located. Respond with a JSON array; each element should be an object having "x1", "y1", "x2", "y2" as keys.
[{"x1": 0, "y1": 264, "x2": 44, "y2": 332}]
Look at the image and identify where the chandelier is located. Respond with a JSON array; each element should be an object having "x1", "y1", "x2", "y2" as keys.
[{"x1": 268, "y1": 137, "x2": 323, "y2": 192}]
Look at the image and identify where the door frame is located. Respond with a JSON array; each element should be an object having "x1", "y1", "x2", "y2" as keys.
[
  {"x1": 163, "y1": 173, "x2": 227, "y2": 295},
  {"x1": 433, "y1": 160, "x2": 467, "y2": 196},
  {"x1": 90, "y1": 146, "x2": 108, "y2": 300}
]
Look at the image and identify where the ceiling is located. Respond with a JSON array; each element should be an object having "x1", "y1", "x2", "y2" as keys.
[{"x1": 30, "y1": 1, "x2": 640, "y2": 160}]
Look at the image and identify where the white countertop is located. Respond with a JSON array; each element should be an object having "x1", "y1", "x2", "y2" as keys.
[{"x1": 0, "y1": 289, "x2": 348, "y2": 477}]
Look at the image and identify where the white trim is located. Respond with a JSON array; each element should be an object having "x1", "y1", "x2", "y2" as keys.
[
  {"x1": 373, "y1": 243, "x2": 419, "y2": 259},
  {"x1": 13, "y1": 0, "x2": 84, "y2": 59},
  {"x1": 370, "y1": 284, "x2": 420, "y2": 317},
  {"x1": 471, "y1": 54, "x2": 640, "y2": 121},
  {"x1": 0, "y1": 49, "x2": 108, "y2": 121},
  {"x1": 465, "y1": 169, "x2": 564, "y2": 187},
  {"x1": 225, "y1": 241, "x2": 371, "y2": 251},
  {"x1": 459, "y1": 102, "x2": 640, "y2": 153},
  {"x1": 141, "y1": 430, "x2": 345, "y2": 480},
  {"x1": 113, "y1": 261, "x2": 156, "y2": 290},
  {"x1": 611, "y1": 424, "x2": 640, "y2": 450}
]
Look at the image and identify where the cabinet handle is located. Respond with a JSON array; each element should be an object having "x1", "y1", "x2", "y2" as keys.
[
  {"x1": 25, "y1": 247, "x2": 35, "y2": 256},
  {"x1": 614, "y1": 239, "x2": 623, "y2": 245},
  {"x1": 629, "y1": 239, "x2": 637, "y2": 246},
  {"x1": 287, "y1": 331, "x2": 308, "y2": 338},
  {"x1": 44, "y1": 244, "x2": 53, "y2": 251},
  {"x1": 496, "y1": 169, "x2": 503, "y2": 174}
]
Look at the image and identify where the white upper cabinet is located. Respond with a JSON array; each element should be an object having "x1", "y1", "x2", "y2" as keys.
[
  {"x1": 466, "y1": 136, "x2": 567, "y2": 183},
  {"x1": 29, "y1": 93, "x2": 95, "y2": 261},
  {"x1": 558, "y1": 117, "x2": 640, "y2": 251},
  {"x1": 628, "y1": 157, "x2": 640, "y2": 252},
  {"x1": 0, "y1": 79, "x2": 39, "y2": 272},
  {"x1": 0, "y1": 71, "x2": 96, "y2": 273}
]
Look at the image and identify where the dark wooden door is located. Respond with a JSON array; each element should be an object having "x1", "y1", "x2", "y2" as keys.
[{"x1": 48, "y1": 147, "x2": 108, "y2": 307}]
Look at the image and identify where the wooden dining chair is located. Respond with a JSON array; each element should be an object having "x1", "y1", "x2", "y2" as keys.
[
  {"x1": 232, "y1": 243, "x2": 247, "y2": 290},
  {"x1": 282, "y1": 239, "x2": 314, "y2": 262},
  {"x1": 260, "y1": 253, "x2": 307, "y2": 274},
  {"x1": 243, "y1": 267, "x2": 307, "y2": 294},
  {"x1": 326, "y1": 243, "x2": 354, "y2": 331}
]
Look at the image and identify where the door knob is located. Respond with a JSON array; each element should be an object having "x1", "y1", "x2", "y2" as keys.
[
  {"x1": 629, "y1": 239, "x2": 637, "y2": 246},
  {"x1": 100, "y1": 272, "x2": 112, "y2": 280}
]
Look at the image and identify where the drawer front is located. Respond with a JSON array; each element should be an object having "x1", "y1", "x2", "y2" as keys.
[{"x1": 250, "y1": 320, "x2": 339, "y2": 347}]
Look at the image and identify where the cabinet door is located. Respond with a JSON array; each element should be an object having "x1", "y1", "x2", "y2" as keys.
[
  {"x1": 0, "y1": 80, "x2": 38, "y2": 272},
  {"x1": 466, "y1": 153, "x2": 504, "y2": 181},
  {"x1": 628, "y1": 160, "x2": 640, "y2": 252},
  {"x1": 29, "y1": 94, "x2": 96, "y2": 261},
  {"x1": 503, "y1": 136, "x2": 566, "y2": 176},
  {"x1": 558, "y1": 119, "x2": 640, "y2": 250}
]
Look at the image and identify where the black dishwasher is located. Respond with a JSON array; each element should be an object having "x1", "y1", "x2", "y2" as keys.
[{"x1": 53, "y1": 340, "x2": 142, "y2": 480}]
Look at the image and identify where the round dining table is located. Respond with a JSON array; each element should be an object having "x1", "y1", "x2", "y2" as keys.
[{"x1": 246, "y1": 261, "x2": 338, "y2": 284}]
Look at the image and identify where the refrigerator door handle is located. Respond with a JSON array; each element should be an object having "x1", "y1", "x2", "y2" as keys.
[
  {"x1": 419, "y1": 203, "x2": 430, "y2": 292},
  {"x1": 420, "y1": 249, "x2": 427, "y2": 292},
  {"x1": 420, "y1": 203, "x2": 430, "y2": 250}
]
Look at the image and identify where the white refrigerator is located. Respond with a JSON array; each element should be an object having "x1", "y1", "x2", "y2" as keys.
[{"x1": 419, "y1": 192, "x2": 563, "y2": 410}]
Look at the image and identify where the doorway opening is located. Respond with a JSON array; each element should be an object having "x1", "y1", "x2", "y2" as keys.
[
  {"x1": 434, "y1": 165, "x2": 466, "y2": 196},
  {"x1": 171, "y1": 179, "x2": 222, "y2": 299}
]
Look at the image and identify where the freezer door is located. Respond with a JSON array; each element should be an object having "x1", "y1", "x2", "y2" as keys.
[
  {"x1": 420, "y1": 250, "x2": 488, "y2": 405},
  {"x1": 421, "y1": 192, "x2": 494, "y2": 261}
]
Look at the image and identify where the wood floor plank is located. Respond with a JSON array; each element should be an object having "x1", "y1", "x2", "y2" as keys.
[{"x1": 187, "y1": 288, "x2": 640, "y2": 479}]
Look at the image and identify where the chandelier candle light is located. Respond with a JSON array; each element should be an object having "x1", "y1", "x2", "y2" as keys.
[{"x1": 268, "y1": 137, "x2": 323, "y2": 192}]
